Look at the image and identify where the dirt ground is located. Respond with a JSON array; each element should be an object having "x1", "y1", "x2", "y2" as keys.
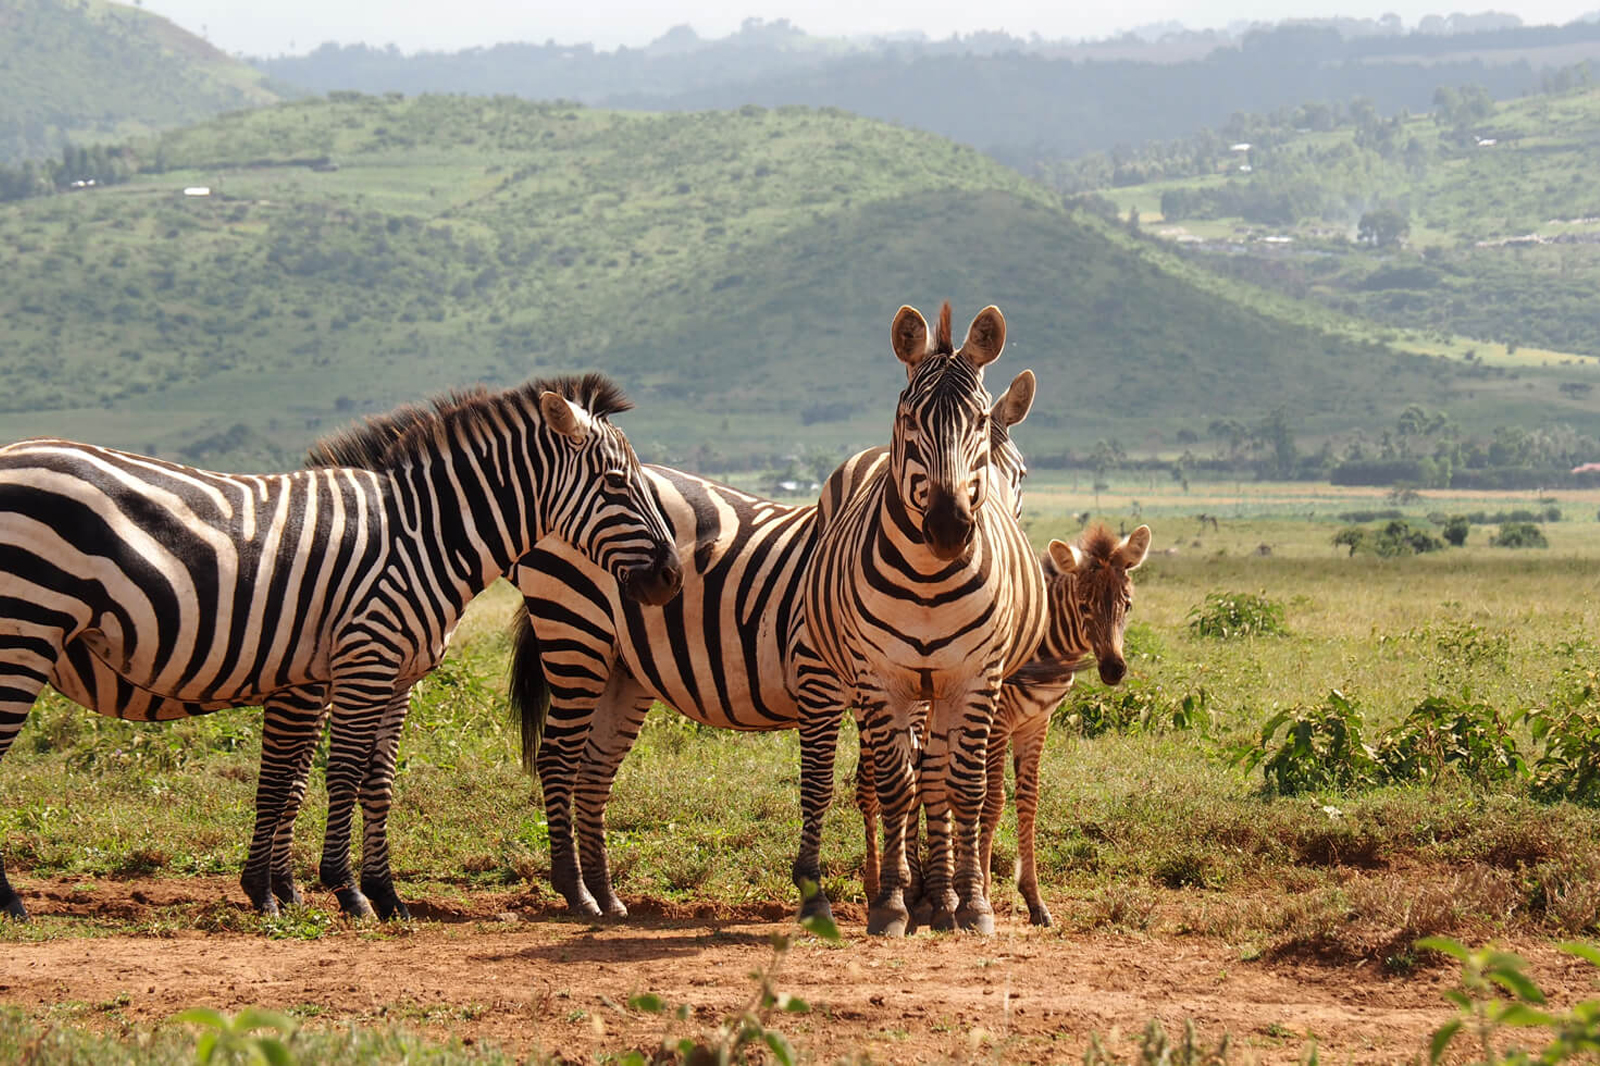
[{"x1": 2, "y1": 876, "x2": 1595, "y2": 1064}]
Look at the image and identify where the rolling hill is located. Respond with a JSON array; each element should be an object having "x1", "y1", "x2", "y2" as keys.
[
  {"x1": 0, "y1": 94, "x2": 1535, "y2": 472},
  {"x1": 0, "y1": 0, "x2": 283, "y2": 163}
]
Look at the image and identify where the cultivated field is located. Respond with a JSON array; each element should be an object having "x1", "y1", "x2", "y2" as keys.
[{"x1": 4, "y1": 478, "x2": 1600, "y2": 1063}]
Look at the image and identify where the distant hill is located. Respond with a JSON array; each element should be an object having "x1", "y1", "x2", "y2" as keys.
[
  {"x1": 0, "y1": 95, "x2": 1507, "y2": 472},
  {"x1": 0, "y1": 0, "x2": 283, "y2": 163},
  {"x1": 252, "y1": 21, "x2": 1600, "y2": 170}
]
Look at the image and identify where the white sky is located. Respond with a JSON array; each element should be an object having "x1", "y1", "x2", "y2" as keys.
[{"x1": 139, "y1": 1, "x2": 1600, "y2": 57}]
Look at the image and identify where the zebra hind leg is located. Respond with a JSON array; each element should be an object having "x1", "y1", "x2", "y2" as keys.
[
  {"x1": 573, "y1": 678, "x2": 653, "y2": 920},
  {"x1": 318, "y1": 689, "x2": 390, "y2": 920},
  {"x1": 270, "y1": 697, "x2": 329, "y2": 909},
  {"x1": 0, "y1": 629, "x2": 62, "y2": 921},
  {"x1": 1011, "y1": 717, "x2": 1052, "y2": 927},
  {"x1": 861, "y1": 699, "x2": 919, "y2": 937}
]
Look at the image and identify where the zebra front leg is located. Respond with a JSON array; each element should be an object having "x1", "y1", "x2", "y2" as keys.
[
  {"x1": 269, "y1": 701, "x2": 331, "y2": 909},
  {"x1": 573, "y1": 676, "x2": 653, "y2": 920},
  {"x1": 853, "y1": 727, "x2": 879, "y2": 904},
  {"x1": 917, "y1": 724, "x2": 957, "y2": 931},
  {"x1": 318, "y1": 688, "x2": 390, "y2": 919},
  {"x1": 537, "y1": 715, "x2": 603, "y2": 919},
  {"x1": 356, "y1": 687, "x2": 413, "y2": 920},
  {"x1": 945, "y1": 676, "x2": 1002, "y2": 935},
  {"x1": 978, "y1": 713, "x2": 1014, "y2": 904},
  {"x1": 1010, "y1": 715, "x2": 1053, "y2": 927},
  {"x1": 239, "y1": 688, "x2": 327, "y2": 915},
  {"x1": 862, "y1": 699, "x2": 920, "y2": 936}
]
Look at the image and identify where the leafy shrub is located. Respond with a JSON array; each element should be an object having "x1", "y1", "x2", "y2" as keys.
[
  {"x1": 1333, "y1": 526, "x2": 1365, "y2": 556},
  {"x1": 1529, "y1": 685, "x2": 1600, "y2": 806},
  {"x1": 1421, "y1": 937, "x2": 1600, "y2": 1066},
  {"x1": 1055, "y1": 682, "x2": 1209, "y2": 738},
  {"x1": 1377, "y1": 696, "x2": 1527, "y2": 788},
  {"x1": 1442, "y1": 516, "x2": 1471, "y2": 547},
  {"x1": 1373, "y1": 519, "x2": 1444, "y2": 556},
  {"x1": 1491, "y1": 522, "x2": 1549, "y2": 549},
  {"x1": 1231, "y1": 690, "x2": 1380, "y2": 796},
  {"x1": 1187, "y1": 591, "x2": 1288, "y2": 639}
]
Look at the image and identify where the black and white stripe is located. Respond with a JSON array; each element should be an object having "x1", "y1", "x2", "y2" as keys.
[
  {"x1": 789, "y1": 303, "x2": 1046, "y2": 936},
  {"x1": 0, "y1": 374, "x2": 680, "y2": 921}
]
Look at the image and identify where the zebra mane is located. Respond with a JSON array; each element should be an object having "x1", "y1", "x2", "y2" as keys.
[
  {"x1": 933, "y1": 301, "x2": 954, "y2": 356},
  {"x1": 305, "y1": 372, "x2": 633, "y2": 471}
]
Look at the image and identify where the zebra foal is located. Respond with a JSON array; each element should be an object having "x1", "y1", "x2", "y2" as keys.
[
  {"x1": 0, "y1": 373, "x2": 680, "y2": 921},
  {"x1": 791, "y1": 302, "x2": 1046, "y2": 935}
]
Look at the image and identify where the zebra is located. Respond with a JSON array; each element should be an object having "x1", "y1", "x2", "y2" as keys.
[
  {"x1": 0, "y1": 373, "x2": 681, "y2": 922},
  {"x1": 855, "y1": 524, "x2": 1151, "y2": 928},
  {"x1": 790, "y1": 302, "x2": 1046, "y2": 936},
  {"x1": 507, "y1": 372, "x2": 1036, "y2": 918}
]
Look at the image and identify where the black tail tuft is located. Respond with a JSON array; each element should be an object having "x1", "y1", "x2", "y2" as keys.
[{"x1": 507, "y1": 604, "x2": 550, "y2": 774}]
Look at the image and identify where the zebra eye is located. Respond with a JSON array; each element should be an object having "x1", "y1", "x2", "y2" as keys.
[{"x1": 603, "y1": 469, "x2": 629, "y2": 490}]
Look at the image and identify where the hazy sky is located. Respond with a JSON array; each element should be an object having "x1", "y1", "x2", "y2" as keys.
[{"x1": 140, "y1": 1, "x2": 1599, "y2": 56}]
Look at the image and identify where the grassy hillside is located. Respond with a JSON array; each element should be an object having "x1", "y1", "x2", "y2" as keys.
[
  {"x1": 1089, "y1": 83, "x2": 1600, "y2": 378},
  {"x1": 0, "y1": 0, "x2": 282, "y2": 163},
  {"x1": 0, "y1": 94, "x2": 1509, "y2": 471}
]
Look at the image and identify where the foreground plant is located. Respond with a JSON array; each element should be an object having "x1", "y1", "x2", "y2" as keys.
[
  {"x1": 172, "y1": 1006, "x2": 298, "y2": 1065},
  {"x1": 1421, "y1": 936, "x2": 1600, "y2": 1064}
]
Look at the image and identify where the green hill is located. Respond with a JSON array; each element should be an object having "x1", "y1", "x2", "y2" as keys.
[
  {"x1": 0, "y1": 0, "x2": 283, "y2": 163},
  {"x1": 0, "y1": 94, "x2": 1525, "y2": 471}
]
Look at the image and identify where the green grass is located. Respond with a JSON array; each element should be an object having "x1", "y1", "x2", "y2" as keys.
[{"x1": 0, "y1": 92, "x2": 1503, "y2": 470}]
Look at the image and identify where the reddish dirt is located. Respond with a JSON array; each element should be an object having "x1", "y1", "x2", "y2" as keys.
[{"x1": 2, "y1": 875, "x2": 1596, "y2": 1063}]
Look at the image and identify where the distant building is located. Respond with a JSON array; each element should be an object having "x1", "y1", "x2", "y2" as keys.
[{"x1": 183, "y1": 187, "x2": 211, "y2": 197}]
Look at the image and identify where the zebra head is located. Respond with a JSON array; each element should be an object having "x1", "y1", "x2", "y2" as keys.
[
  {"x1": 535, "y1": 380, "x2": 682, "y2": 607},
  {"x1": 1044, "y1": 525, "x2": 1152, "y2": 686},
  {"x1": 888, "y1": 302, "x2": 1008, "y2": 561}
]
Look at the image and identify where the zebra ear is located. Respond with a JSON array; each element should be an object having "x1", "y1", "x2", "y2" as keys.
[
  {"x1": 539, "y1": 391, "x2": 591, "y2": 444},
  {"x1": 1117, "y1": 525, "x2": 1152, "y2": 570},
  {"x1": 991, "y1": 369, "x2": 1035, "y2": 428},
  {"x1": 891, "y1": 305, "x2": 931, "y2": 370},
  {"x1": 1046, "y1": 538, "x2": 1083, "y2": 574},
  {"x1": 959, "y1": 305, "x2": 1006, "y2": 368}
]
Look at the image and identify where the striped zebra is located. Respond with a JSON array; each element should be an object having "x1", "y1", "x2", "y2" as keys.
[
  {"x1": 856, "y1": 524, "x2": 1151, "y2": 927},
  {"x1": 791, "y1": 302, "x2": 1046, "y2": 936},
  {"x1": 507, "y1": 373, "x2": 1035, "y2": 918},
  {"x1": 0, "y1": 374, "x2": 681, "y2": 922}
]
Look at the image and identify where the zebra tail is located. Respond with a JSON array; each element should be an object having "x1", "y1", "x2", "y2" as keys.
[{"x1": 506, "y1": 605, "x2": 550, "y2": 774}]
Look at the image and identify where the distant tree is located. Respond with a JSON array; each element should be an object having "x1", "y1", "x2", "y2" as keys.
[
  {"x1": 1442, "y1": 516, "x2": 1470, "y2": 547},
  {"x1": 1358, "y1": 208, "x2": 1409, "y2": 247}
]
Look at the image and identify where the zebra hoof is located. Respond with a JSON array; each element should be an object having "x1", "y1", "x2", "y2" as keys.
[
  {"x1": 240, "y1": 876, "x2": 276, "y2": 915},
  {"x1": 929, "y1": 907, "x2": 957, "y2": 933},
  {"x1": 798, "y1": 891, "x2": 833, "y2": 923},
  {"x1": 866, "y1": 903, "x2": 909, "y2": 937},
  {"x1": 272, "y1": 878, "x2": 305, "y2": 909},
  {"x1": 0, "y1": 890, "x2": 29, "y2": 922},
  {"x1": 1028, "y1": 904, "x2": 1053, "y2": 928},
  {"x1": 362, "y1": 880, "x2": 411, "y2": 921},
  {"x1": 334, "y1": 886, "x2": 376, "y2": 920},
  {"x1": 955, "y1": 906, "x2": 995, "y2": 935}
]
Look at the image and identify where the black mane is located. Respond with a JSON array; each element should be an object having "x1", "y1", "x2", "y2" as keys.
[{"x1": 306, "y1": 372, "x2": 632, "y2": 471}]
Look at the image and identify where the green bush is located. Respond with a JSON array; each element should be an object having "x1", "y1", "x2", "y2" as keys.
[
  {"x1": 1373, "y1": 519, "x2": 1445, "y2": 557},
  {"x1": 1186, "y1": 591, "x2": 1288, "y2": 639},
  {"x1": 1442, "y1": 515, "x2": 1471, "y2": 547},
  {"x1": 1231, "y1": 690, "x2": 1380, "y2": 796},
  {"x1": 1491, "y1": 522, "x2": 1549, "y2": 549}
]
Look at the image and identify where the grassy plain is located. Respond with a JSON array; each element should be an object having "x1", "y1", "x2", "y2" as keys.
[{"x1": 2, "y1": 479, "x2": 1600, "y2": 1058}]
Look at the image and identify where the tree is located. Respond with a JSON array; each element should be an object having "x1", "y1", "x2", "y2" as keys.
[{"x1": 1358, "y1": 208, "x2": 1409, "y2": 247}]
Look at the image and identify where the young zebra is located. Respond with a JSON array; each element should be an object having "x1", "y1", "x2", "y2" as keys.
[
  {"x1": 791, "y1": 302, "x2": 1046, "y2": 936},
  {"x1": 507, "y1": 373, "x2": 1035, "y2": 919},
  {"x1": 856, "y1": 524, "x2": 1151, "y2": 928},
  {"x1": 0, "y1": 374, "x2": 681, "y2": 922}
]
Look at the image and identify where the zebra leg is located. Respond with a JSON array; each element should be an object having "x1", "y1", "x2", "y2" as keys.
[
  {"x1": 945, "y1": 674, "x2": 1003, "y2": 935},
  {"x1": 860, "y1": 695, "x2": 921, "y2": 937},
  {"x1": 239, "y1": 687, "x2": 327, "y2": 915},
  {"x1": 978, "y1": 713, "x2": 1014, "y2": 904},
  {"x1": 318, "y1": 686, "x2": 391, "y2": 919},
  {"x1": 917, "y1": 725, "x2": 957, "y2": 931},
  {"x1": 852, "y1": 724, "x2": 879, "y2": 904},
  {"x1": 356, "y1": 687, "x2": 414, "y2": 920},
  {"x1": 0, "y1": 625, "x2": 63, "y2": 921},
  {"x1": 790, "y1": 660, "x2": 851, "y2": 924},
  {"x1": 269, "y1": 701, "x2": 331, "y2": 909},
  {"x1": 1011, "y1": 715, "x2": 1053, "y2": 927},
  {"x1": 573, "y1": 673, "x2": 654, "y2": 920}
]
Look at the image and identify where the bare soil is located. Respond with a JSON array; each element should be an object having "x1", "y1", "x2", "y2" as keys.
[{"x1": 1, "y1": 875, "x2": 1593, "y2": 1063}]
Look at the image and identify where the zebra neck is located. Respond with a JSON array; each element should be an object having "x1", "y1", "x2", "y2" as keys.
[
  {"x1": 384, "y1": 438, "x2": 541, "y2": 597},
  {"x1": 1042, "y1": 573, "x2": 1089, "y2": 663}
]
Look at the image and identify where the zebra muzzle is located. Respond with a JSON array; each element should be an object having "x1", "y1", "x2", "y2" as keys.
[
  {"x1": 922, "y1": 486, "x2": 975, "y2": 560},
  {"x1": 621, "y1": 545, "x2": 683, "y2": 607}
]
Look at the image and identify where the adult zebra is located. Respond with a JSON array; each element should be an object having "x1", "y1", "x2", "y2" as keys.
[
  {"x1": 856, "y1": 524, "x2": 1151, "y2": 927},
  {"x1": 508, "y1": 372, "x2": 1035, "y2": 919},
  {"x1": 791, "y1": 302, "x2": 1046, "y2": 936},
  {"x1": 0, "y1": 373, "x2": 681, "y2": 922}
]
